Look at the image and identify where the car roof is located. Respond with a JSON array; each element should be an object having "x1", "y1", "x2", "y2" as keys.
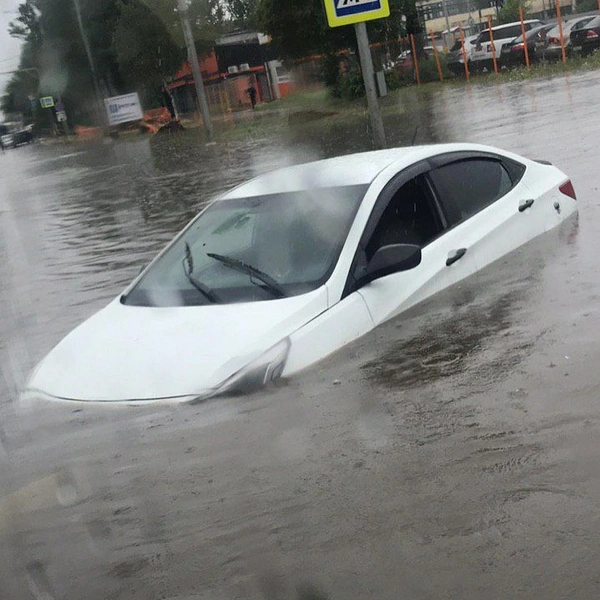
[
  {"x1": 481, "y1": 19, "x2": 540, "y2": 34},
  {"x1": 223, "y1": 149, "x2": 415, "y2": 198},
  {"x1": 222, "y1": 144, "x2": 501, "y2": 199}
]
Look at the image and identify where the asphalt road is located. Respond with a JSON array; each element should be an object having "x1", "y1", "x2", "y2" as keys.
[{"x1": 1, "y1": 71, "x2": 600, "y2": 599}]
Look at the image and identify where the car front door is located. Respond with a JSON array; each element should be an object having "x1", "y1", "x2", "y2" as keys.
[{"x1": 343, "y1": 164, "x2": 478, "y2": 326}]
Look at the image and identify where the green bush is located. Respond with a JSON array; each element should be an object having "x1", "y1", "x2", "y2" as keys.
[{"x1": 335, "y1": 67, "x2": 365, "y2": 99}]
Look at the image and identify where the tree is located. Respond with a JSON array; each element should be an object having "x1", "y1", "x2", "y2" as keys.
[
  {"x1": 256, "y1": 0, "x2": 409, "y2": 59},
  {"x1": 8, "y1": 0, "x2": 42, "y2": 43},
  {"x1": 498, "y1": 0, "x2": 529, "y2": 24},
  {"x1": 222, "y1": 0, "x2": 257, "y2": 29},
  {"x1": 114, "y1": 0, "x2": 184, "y2": 106}
]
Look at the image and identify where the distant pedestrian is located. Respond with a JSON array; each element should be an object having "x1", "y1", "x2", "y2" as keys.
[
  {"x1": 246, "y1": 85, "x2": 257, "y2": 110},
  {"x1": 0, "y1": 138, "x2": 4, "y2": 153}
]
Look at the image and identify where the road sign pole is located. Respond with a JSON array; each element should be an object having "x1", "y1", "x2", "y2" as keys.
[{"x1": 354, "y1": 21, "x2": 386, "y2": 150}]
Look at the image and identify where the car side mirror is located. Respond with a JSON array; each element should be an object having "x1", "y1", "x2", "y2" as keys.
[{"x1": 362, "y1": 243, "x2": 422, "y2": 285}]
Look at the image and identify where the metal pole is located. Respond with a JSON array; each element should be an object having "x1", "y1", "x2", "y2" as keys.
[
  {"x1": 354, "y1": 21, "x2": 386, "y2": 150},
  {"x1": 177, "y1": 0, "x2": 212, "y2": 138},
  {"x1": 72, "y1": 0, "x2": 106, "y2": 125},
  {"x1": 441, "y1": 0, "x2": 452, "y2": 49}
]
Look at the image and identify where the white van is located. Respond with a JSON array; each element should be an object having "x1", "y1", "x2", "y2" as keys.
[{"x1": 470, "y1": 20, "x2": 542, "y2": 70}]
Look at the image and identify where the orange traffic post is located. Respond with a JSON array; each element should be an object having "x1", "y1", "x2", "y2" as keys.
[
  {"x1": 429, "y1": 30, "x2": 444, "y2": 82},
  {"x1": 410, "y1": 34, "x2": 421, "y2": 85},
  {"x1": 487, "y1": 16, "x2": 499, "y2": 73},
  {"x1": 458, "y1": 23, "x2": 470, "y2": 80},
  {"x1": 430, "y1": 30, "x2": 444, "y2": 81},
  {"x1": 519, "y1": 6, "x2": 531, "y2": 69},
  {"x1": 555, "y1": 0, "x2": 567, "y2": 64}
]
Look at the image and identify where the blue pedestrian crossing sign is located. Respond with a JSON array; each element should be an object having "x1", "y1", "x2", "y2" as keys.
[{"x1": 324, "y1": 0, "x2": 390, "y2": 27}]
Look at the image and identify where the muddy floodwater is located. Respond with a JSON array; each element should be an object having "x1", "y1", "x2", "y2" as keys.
[{"x1": 1, "y1": 72, "x2": 600, "y2": 599}]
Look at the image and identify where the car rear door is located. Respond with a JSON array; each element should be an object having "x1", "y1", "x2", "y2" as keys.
[{"x1": 427, "y1": 152, "x2": 546, "y2": 275}]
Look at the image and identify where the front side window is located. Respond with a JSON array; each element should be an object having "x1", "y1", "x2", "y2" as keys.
[
  {"x1": 365, "y1": 175, "x2": 444, "y2": 261},
  {"x1": 429, "y1": 159, "x2": 513, "y2": 225},
  {"x1": 124, "y1": 186, "x2": 367, "y2": 306}
]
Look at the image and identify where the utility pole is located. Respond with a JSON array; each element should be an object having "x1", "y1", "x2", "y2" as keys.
[
  {"x1": 72, "y1": 0, "x2": 106, "y2": 125},
  {"x1": 441, "y1": 0, "x2": 452, "y2": 49},
  {"x1": 354, "y1": 22, "x2": 386, "y2": 150},
  {"x1": 177, "y1": 0, "x2": 212, "y2": 138}
]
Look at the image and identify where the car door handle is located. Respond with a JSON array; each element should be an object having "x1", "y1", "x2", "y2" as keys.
[
  {"x1": 446, "y1": 248, "x2": 467, "y2": 267},
  {"x1": 519, "y1": 199, "x2": 535, "y2": 212}
]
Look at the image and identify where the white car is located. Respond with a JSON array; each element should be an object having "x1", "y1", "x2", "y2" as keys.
[
  {"x1": 24, "y1": 144, "x2": 577, "y2": 404},
  {"x1": 471, "y1": 20, "x2": 542, "y2": 70}
]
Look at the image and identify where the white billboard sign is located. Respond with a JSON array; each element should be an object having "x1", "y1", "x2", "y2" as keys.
[{"x1": 104, "y1": 92, "x2": 144, "y2": 126}]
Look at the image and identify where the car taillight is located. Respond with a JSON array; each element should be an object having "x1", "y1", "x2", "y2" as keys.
[
  {"x1": 586, "y1": 30, "x2": 599, "y2": 39},
  {"x1": 559, "y1": 180, "x2": 577, "y2": 200},
  {"x1": 511, "y1": 43, "x2": 525, "y2": 51}
]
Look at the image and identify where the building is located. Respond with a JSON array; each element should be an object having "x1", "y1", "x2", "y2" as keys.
[{"x1": 166, "y1": 32, "x2": 295, "y2": 116}]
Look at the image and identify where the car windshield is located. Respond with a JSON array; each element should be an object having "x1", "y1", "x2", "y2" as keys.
[{"x1": 123, "y1": 185, "x2": 367, "y2": 306}]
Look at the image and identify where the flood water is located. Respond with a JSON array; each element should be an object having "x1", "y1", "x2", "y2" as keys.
[{"x1": 1, "y1": 71, "x2": 600, "y2": 599}]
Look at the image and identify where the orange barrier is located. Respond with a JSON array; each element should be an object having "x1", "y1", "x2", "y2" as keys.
[
  {"x1": 458, "y1": 24, "x2": 470, "y2": 81},
  {"x1": 555, "y1": 0, "x2": 567, "y2": 64},
  {"x1": 140, "y1": 107, "x2": 175, "y2": 134},
  {"x1": 519, "y1": 6, "x2": 531, "y2": 69},
  {"x1": 429, "y1": 30, "x2": 444, "y2": 82},
  {"x1": 488, "y1": 16, "x2": 499, "y2": 74},
  {"x1": 410, "y1": 34, "x2": 421, "y2": 85},
  {"x1": 74, "y1": 125, "x2": 103, "y2": 140}
]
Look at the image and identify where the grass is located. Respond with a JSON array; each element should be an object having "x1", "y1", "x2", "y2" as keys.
[
  {"x1": 446, "y1": 50, "x2": 600, "y2": 85},
  {"x1": 207, "y1": 50, "x2": 600, "y2": 143}
]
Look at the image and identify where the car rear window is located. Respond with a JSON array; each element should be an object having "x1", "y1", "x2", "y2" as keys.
[
  {"x1": 429, "y1": 158, "x2": 514, "y2": 224},
  {"x1": 585, "y1": 15, "x2": 600, "y2": 27}
]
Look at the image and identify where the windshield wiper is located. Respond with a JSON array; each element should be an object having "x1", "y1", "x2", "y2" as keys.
[
  {"x1": 183, "y1": 242, "x2": 219, "y2": 303},
  {"x1": 207, "y1": 252, "x2": 287, "y2": 298}
]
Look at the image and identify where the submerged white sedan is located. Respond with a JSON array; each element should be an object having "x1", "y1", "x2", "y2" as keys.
[{"x1": 24, "y1": 144, "x2": 577, "y2": 403}]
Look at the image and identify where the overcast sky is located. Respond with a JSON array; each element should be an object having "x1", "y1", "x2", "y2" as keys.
[{"x1": 0, "y1": 0, "x2": 24, "y2": 100}]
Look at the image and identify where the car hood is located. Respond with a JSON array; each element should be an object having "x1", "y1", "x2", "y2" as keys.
[{"x1": 27, "y1": 289, "x2": 328, "y2": 402}]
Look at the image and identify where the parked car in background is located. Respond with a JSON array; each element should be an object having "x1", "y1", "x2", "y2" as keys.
[
  {"x1": 500, "y1": 24, "x2": 555, "y2": 66},
  {"x1": 447, "y1": 35, "x2": 477, "y2": 75},
  {"x1": 544, "y1": 16, "x2": 595, "y2": 59},
  {"x1": 570, "y1": 15, "x2": 600, "y2": 56},
  {"x1": 0, "y1": 127, "x2": 34, "y2": 149},
  {"x1": 13, "y1": 127, "x2": 34, "y2": 146},
  {"x1": 470, "y1": 20, "x2": 542, "y2": 71},
  {"x1": 0, "y1": 133, "x2": 14, "y2": 149}
]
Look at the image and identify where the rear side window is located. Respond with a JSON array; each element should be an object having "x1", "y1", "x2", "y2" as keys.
[
  {"x1": 572, "y1": 17, "x2": 594, "y2": 30},
  {"x1": 496, "y1": 25, "x2": 522, "y2": 39},
  {"x1": 429, "y1": 159, "x2": 514, "y2": 224}
]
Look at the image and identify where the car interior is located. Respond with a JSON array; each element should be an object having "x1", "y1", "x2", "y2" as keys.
[{"x1": 365, "y1": 175, "x2": 443, "y2": 261}]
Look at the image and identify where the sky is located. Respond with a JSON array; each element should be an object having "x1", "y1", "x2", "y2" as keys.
[{"x1": 0, "y1": 0, "x2": 24, "y2": 102}]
